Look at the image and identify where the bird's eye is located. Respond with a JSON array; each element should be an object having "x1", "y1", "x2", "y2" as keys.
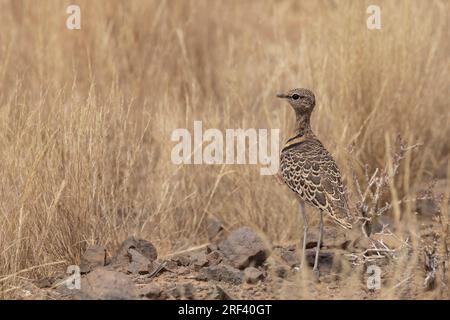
[{"x1": 292, "y1": 94, "x2": 300, "y2": 100}]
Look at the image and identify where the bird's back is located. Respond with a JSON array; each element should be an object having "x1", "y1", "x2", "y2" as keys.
[{"x1": 280, "y1": 135, "x2": 353, "y2": 229}]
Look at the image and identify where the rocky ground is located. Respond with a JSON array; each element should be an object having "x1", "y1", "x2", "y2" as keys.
[{"x1": 22, "y1": 213, "x2": 446, "y2": 300}]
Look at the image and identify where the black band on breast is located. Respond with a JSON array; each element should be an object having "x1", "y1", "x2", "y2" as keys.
[
  {"x1": 286, "y1": 133, "x2": 303, "y2": 143},
  {"x1": 281, "y1": 140, "x2": 306, "y2": 153}
]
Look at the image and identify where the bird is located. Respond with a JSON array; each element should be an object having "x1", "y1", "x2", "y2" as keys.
[{"x1": 276, "y1": 88, "x2": 353, "y2": 278}]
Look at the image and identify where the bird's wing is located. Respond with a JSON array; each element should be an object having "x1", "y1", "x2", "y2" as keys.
[{"x1": 280, "y1": 139, "x2": 353, "y2": 229}]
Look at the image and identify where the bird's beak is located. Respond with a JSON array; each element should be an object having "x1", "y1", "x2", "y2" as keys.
[{"x1": 276, "y1": 92, "x2": 289, "y2": 99}]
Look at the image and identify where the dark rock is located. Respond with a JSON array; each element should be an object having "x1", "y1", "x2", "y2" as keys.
[
  {"x1": 138, "y1": 283, "x2": 162, "y2": 299},
  {"x1": 80, "y1": 268, "x2": 137, "y2": 300},
  {"x1": 218, "y1": 227, "x2": 270, "y2": 269},
  {"x1": 36, "y1": 277, "x2": 54, "y2": 289},
  {"x1": 206, "y1": 251, "x2": 223, "y2": 265},
  {"x1": 127, "y1": 248, "x2": 152, "y2": 274},
  {"x1": 280, "y1": 250, "x2": 300, "y2": 268},
  {"x1": 203, "y1": 263, "x2": 243, "y2": 285},
  {"x1": 80, "y1": 245, "x2": 107, "y2": 274},
  {"x1": 112, "y1": 236, "x2": 157, "y2": 266},
  {"x1": 305, "y1": 249, "x2": 334, "y2": 270},
  {"x1": 351, "y1": 236, "x2": 372, "y2": 251},
  {"x1": 244, "y1": 267, "x2": 264, "y2": 284},
  {"x1": 206, "y1": 217, "x2": 224, "y2": 240}
]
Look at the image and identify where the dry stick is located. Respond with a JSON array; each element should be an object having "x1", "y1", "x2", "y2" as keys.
[
  {"x1": 148, "y1": 261, "x2": 168, "y2": 279},
  {"x1": 163, "y1": 243, "x2": 210, "y2": 259},
  {"x1": 0, "y1": 261, "x2": 66, "y2": 283}
]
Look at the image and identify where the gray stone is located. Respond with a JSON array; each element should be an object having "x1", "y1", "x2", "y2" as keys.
[
  {"x1": 218, "y1": 227, "x2": 270, "y2": 269},
  {"x1": 112, "y1": 236, "x2": 157, "y2": 266},
  {"x1": 272, "y1": 262, "x2": 289, "y2": 279},
  {"x1": 127, "y1": 248, "x2": 152, "y2": 274},
  {"x1": 305, "y1": 249, "x2": 334, "y2": 270},
  {"x1": 80, "y1": 268, "x2": 137, "y2": 300},
  {"x1": 192, "y1": 255, "x2": 209, "y2": 271},
  {"x1": 203, "y1": 263, "x2": 243, "y2": 285},
  {"x1": 280, "y1": 250, "x2": 300, "y2": 268},
  {"x1": 138, "y1": 283, "x2": 162, "y2": 299},
  {"x1": 244, "y1": 267, "x2": 264, "y2": 284}
]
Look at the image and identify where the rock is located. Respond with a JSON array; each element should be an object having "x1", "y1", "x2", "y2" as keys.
[
  {"x1": 112, "y1": 236, "x2": 157, "y2": 266},
  {"x1": 138, "y1": 283, "x2": 162, "y2": 299},
  {"x1": 244, "y1": 267, "x2": 264, "y2": 284},
  {"x1": 214, "y1": 285, "x2": 235, "y2": 300},
  {"x1": 36, "y1": 277, "x2": 53, "y2": 289},
  {"x1": 195, "y1": 273, "x2": 209, "y2": 281},
  {"x1": 163, "y1": 259, "x2": 178, "y2": 271},
  {"x1": 416, "y1": 198, "x2": 438, "y2": 217},
  {"x1": 206, "y1": 251, "x2": 223, "y2": 266},
  {"x1": 183, "y1": 283, "x2": 195, "y2": 299},
  {"x1": 203, "y1": 263, "x2": 243, "y2": 285},
  {"x1": 305, "y1": 249, "x2": 334, "y2": 270},
  {"x1": 80, "y1": 245, "x2": 107, "y2": 274},
  {"x1": 80, "y1": 268, "x2": 137, "y2": 300},
  {"x1": 166, "y1": 286, "x2": 182, "y2": 299},
  {"x1": 192, "y1": 256, "x2": 209, "y2": 271},
  {"x1": 371, "y1": 233, "x2": 403, "y2": 250},
  {"x1": 165, "y1": 283, "x2": 195, "y2": 299},
  {"x1": 206, "y1": 217, "x2": 224, "y2": 240},
  {"x1": 280, "y1": 250, "x2": 300, "y2": 268},
  {"x1": 218, "y1": 227, "x2": 270, "y2": 269},
  {"x1": 127, "y1": 248, "x2": 152, "y2": 274}
]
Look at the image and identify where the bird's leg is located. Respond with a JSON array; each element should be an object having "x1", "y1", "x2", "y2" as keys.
[
  {"x1": 312, "y1": 210, "x2": 323, "y2": 279},
  {"x1": 299, "y1": 202, "x2": 308, "y2": 269}
]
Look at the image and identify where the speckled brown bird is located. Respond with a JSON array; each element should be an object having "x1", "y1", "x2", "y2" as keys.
[{"x1": 277, "y1": 88, "x2": 353, "y2": 277}]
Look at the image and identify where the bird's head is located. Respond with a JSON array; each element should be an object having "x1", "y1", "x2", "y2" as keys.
[{"x1": 276, "y1": 88, "x2": 315, "y2": 115}]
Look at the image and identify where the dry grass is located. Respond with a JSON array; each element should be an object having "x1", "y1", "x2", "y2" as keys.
[{"x1": 0, "y1": 0, "x2": 448, "y2": 299}]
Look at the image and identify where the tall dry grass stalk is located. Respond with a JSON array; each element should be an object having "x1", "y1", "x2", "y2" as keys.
[{"x1": 0, "y1": 0, "x2": 448, "y2": 298}]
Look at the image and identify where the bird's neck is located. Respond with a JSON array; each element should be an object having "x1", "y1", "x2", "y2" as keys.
[{"x1": 294, "y1": 112, "x2": 313, "y2": 137}]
